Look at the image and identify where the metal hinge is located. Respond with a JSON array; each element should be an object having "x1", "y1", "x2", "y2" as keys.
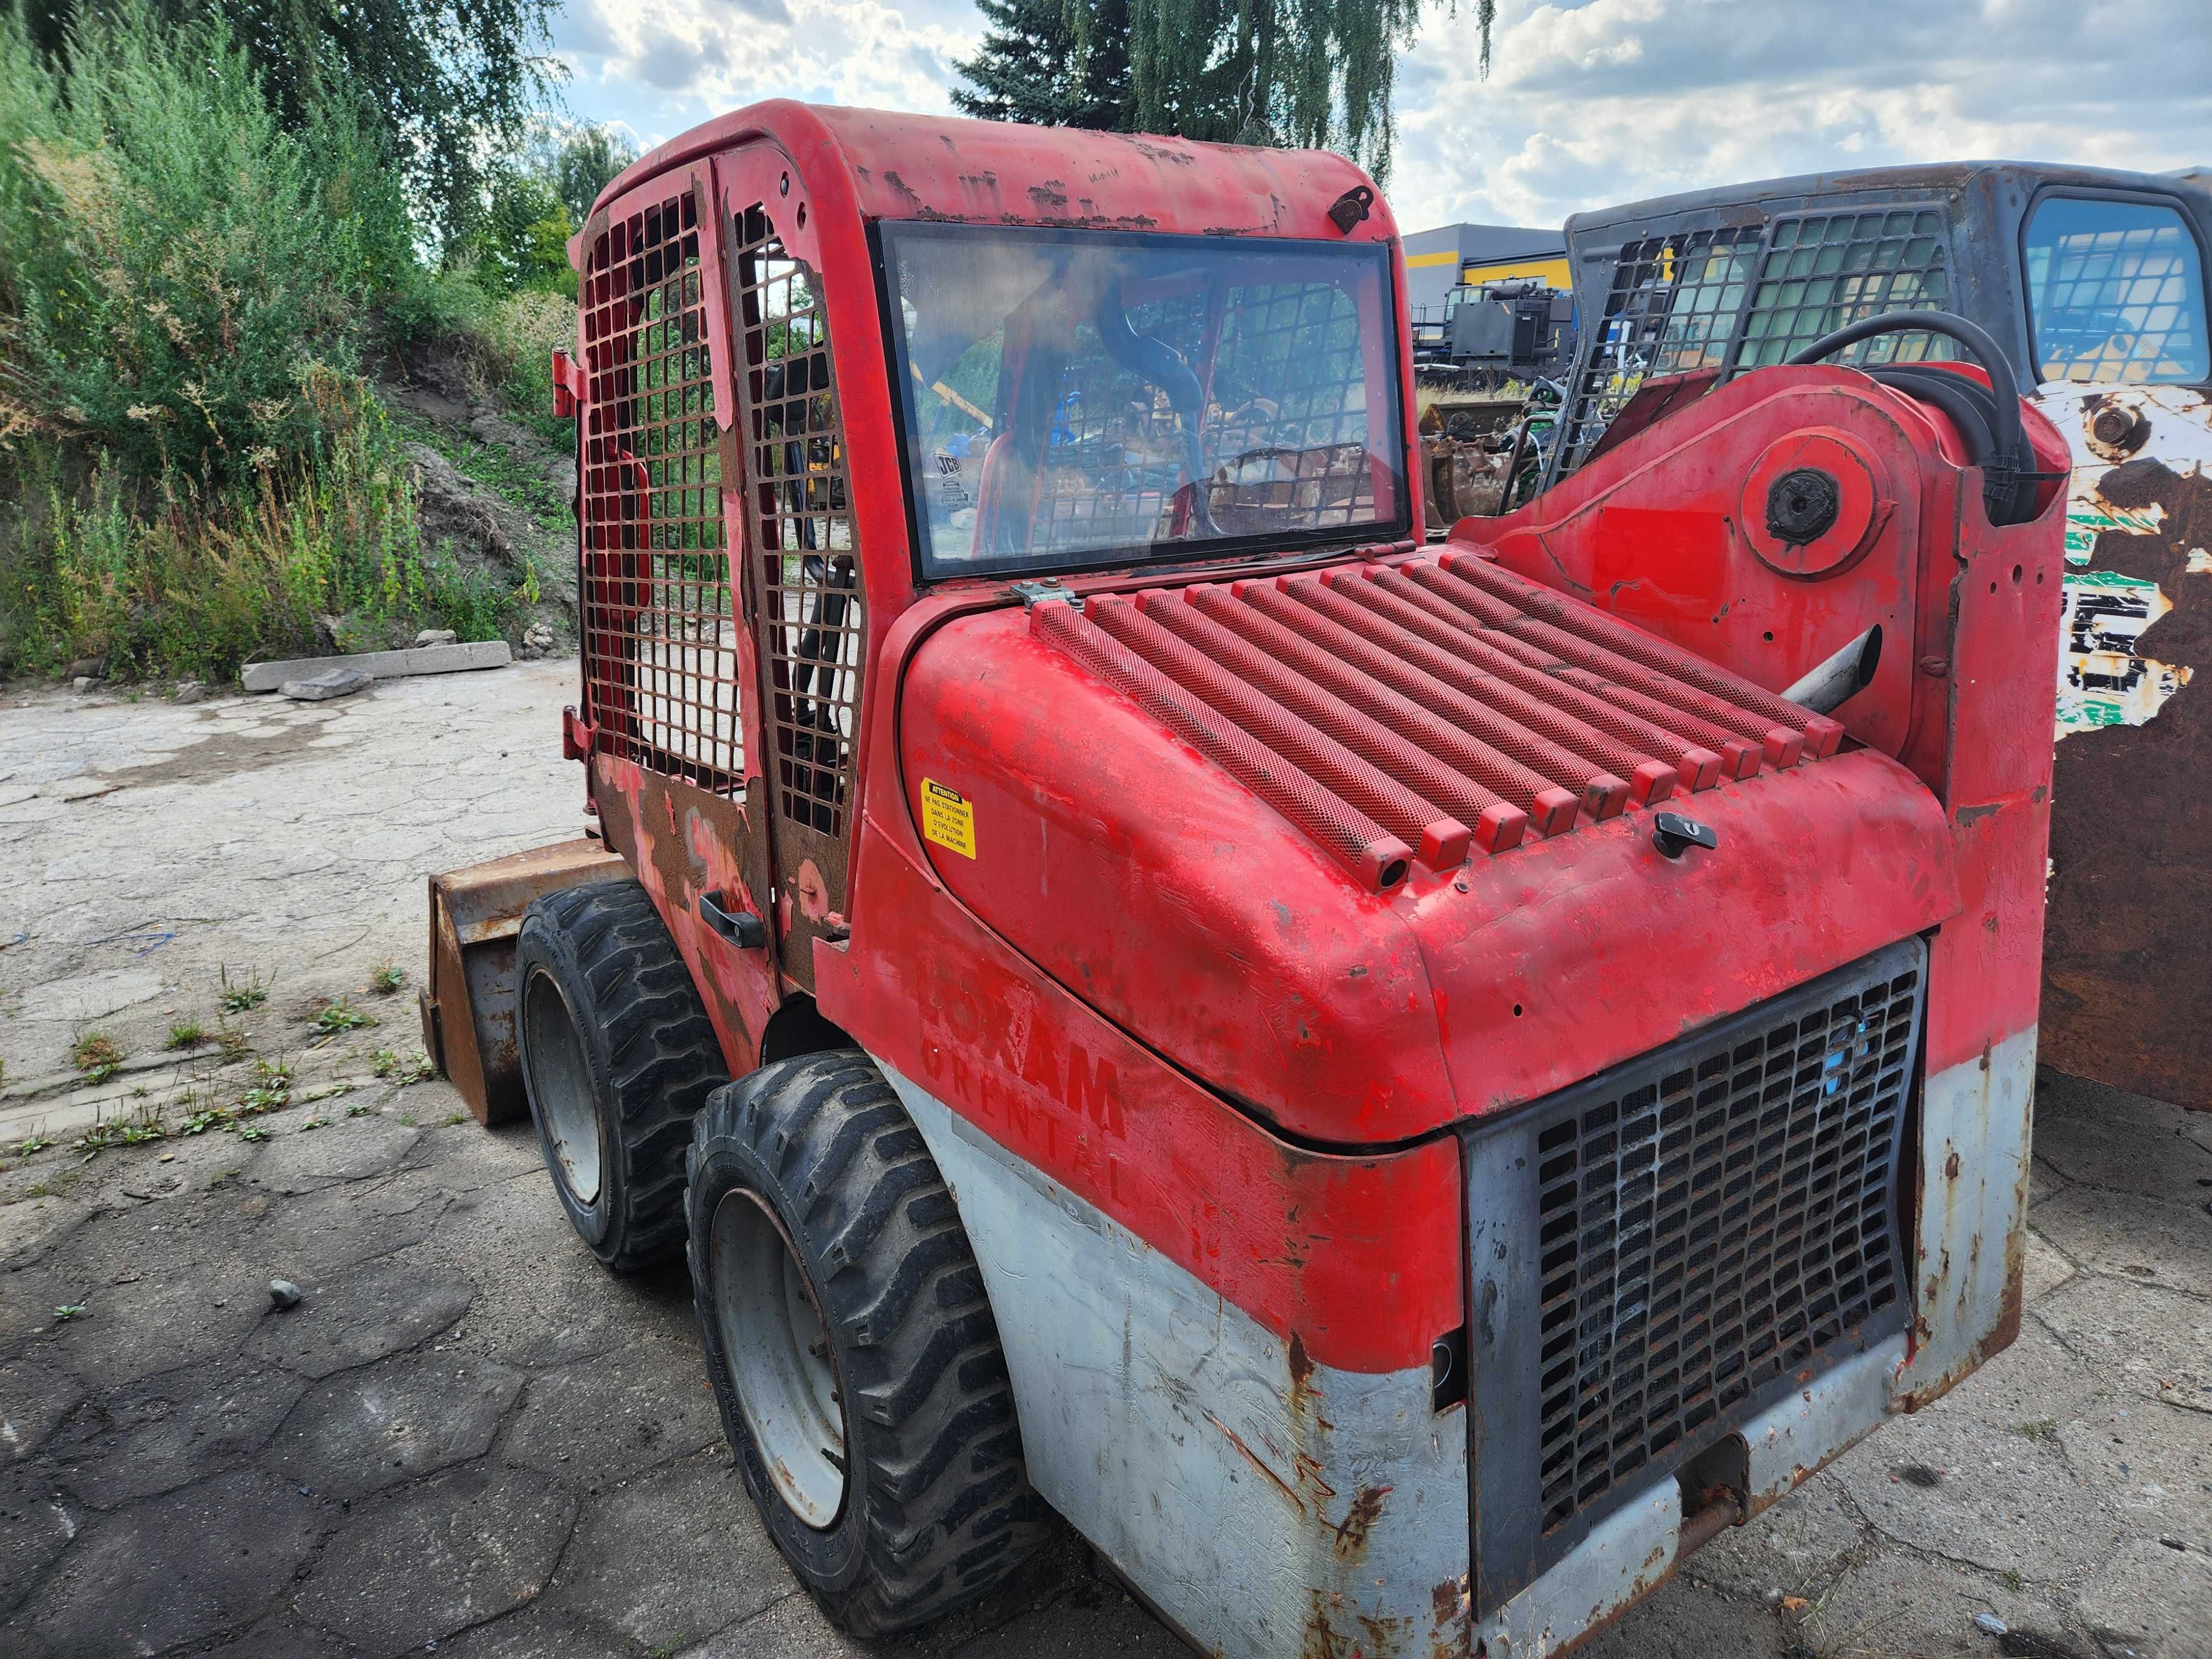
[{"x1": 1008, "y1": 578, "x2": 1081, "y2": 611}]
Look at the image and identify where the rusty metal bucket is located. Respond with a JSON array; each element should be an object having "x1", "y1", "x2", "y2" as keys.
[{"x1": 420, "y1": 838, "x2": 628, "y2": 1125}]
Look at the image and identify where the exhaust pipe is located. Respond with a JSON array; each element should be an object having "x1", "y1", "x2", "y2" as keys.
[{"x1": 1782, "y1": 624, "x2": 1882, "y2": 716}]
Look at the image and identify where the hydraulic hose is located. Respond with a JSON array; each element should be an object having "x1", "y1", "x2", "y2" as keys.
[{"x1": 1782, "y1": 310, "x2": 2040, "y2": 525}]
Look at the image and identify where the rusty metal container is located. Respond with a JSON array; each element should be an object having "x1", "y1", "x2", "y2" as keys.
[{"x1": 420, "y1": 838, "x2": 628, "y2": 1124}]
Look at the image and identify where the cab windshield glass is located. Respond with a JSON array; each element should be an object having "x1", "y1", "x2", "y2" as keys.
[{"x1": 879, "y1": 223, "x2": 1408, "y2": 578}]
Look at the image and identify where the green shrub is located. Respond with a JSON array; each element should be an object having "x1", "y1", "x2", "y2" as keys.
[
  {"x1": 0, "y1": 2, "x2": 414, "y2": 483},
  {"x1": 1, "y1": 377, "x2": 529, "y2": 679}
]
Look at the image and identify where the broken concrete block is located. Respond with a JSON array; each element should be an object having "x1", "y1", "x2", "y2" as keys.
[
  {"x1": 414, "y1": 629, "x2": 458, "y2": 648},
  {"x1": 281, "y1": 668, "x2": 372, "y2": 702},
  {"x1": 242, "y1": 640, "x2": 510, "y2": 693}
]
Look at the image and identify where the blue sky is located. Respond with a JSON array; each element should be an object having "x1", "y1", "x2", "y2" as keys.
[{"x1": 548, "y1": 0, "x2": 2212, "y2": 235}]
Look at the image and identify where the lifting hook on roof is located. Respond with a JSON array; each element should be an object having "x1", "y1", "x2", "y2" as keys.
[{"x1": 1327, "y1": 186, "x2": 1375, "y2": 234}]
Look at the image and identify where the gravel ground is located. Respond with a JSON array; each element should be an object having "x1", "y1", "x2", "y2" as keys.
[{"x1": 1, "y1": 667, "x2": 2208, "y2": 1658}]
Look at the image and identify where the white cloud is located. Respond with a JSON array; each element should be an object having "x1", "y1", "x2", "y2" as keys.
[
  {"x1": 1389, "y1": 0, "x2": 2212, "y2": 231},
  {"x1": 554, "y1": 0, "x2": 977, "y2": 148},
  {"x1": 550, "y1": 0, "x2": 2212, "y2": 236}
]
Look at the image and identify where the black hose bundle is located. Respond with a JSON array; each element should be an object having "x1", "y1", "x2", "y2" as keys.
[{"x1": 1784, "y1": 310, "x2": 2049, "y2": 525}]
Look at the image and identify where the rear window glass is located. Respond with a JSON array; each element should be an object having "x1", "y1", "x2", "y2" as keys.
[
  {"x1": 1735, "y1": 209, "x2": 1958, "y2": 369},
  {"x1": 2026, "y1": 197, "x2": 2210, "y2": 384}
]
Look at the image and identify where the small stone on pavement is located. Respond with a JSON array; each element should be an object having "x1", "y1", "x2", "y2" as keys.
[
  {"x1": 269, "y1": 1279, "x2": 304, "y2": 1310},
  {"x1": 1975, "y1": 1611, "x2": 2009, "y2": 1635},
  {"x1": 281, "y1": 667, "x2": 372, "y2": 702}
]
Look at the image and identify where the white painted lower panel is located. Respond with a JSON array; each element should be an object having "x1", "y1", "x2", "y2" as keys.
[
  {"x1": 882, "y1": 1063, "x2": 1470, "y2": 1659},
  {"x1": 1475, "y1": 1482, "x2": 1679, "y2": 1659},
  {"x1": 1895, "y1": 1027, "x2": 2038, "y2": 1403}
]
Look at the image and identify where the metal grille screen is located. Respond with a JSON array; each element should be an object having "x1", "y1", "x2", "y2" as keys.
[
  {"x1": 1735, "y1": 209, "x2": 1957, "y2": 370},
  {"x1": 577, "y1": 186, "x2": 742, "y2": 795},
  {"x1": 733, "y1": 205, "x2": 862, "y2": 838},
  {"x1": 1465, "y1": 938, "x2": 1923, "y2": 1613},
  {"x1": 1553, "y1": 227, "x2": 1760, "y2": 478}
]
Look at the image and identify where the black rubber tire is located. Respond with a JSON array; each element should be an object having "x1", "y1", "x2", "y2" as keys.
[
  {"x1": 687, "y1": 1050, "x2": 1047, "y2": 1635},
  {"x1": 513, "y1": 879, "x2": 727, "y2": 1273}
]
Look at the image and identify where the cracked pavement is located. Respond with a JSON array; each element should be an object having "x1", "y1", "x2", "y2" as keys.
[{"x1": 2, "y1": 669, "x2": 2210, "y2": 1657}]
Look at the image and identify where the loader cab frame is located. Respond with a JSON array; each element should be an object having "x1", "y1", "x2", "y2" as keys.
[
  {"x1": 1528, "y1": 160, "x2": 2212, "y2": 1112},
  {"x1": 1542, "y1": 161, "x2": 2212, "y2": 491}
]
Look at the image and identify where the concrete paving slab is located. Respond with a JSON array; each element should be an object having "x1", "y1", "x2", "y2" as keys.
[
  {"x1": 2031, "y1": 1185, "x2": 2212, "y2": 1290},
  {"x1": 41, "y1": 1354, "x2": 306, "y2": 1508},
  {"x1": 1833, "y1": 1391, "x2": 2124, "y2": 1583},
  {"x1": 2073, "y1": 1535, "x2": 2212, "y2": 1659},
  {"x1": 0, "y1": 1462, "x2": 75, "y2": 1615},
  {"x1": 2039, "y1": 1276, "x2": 2212, "y2": 1406},
  {"x1": 500, "y1": 1335, "x2": 723, "y2": 1487},
  {"x1": 0, "y1": 1352, "x2": 88, "y2": 1465},
  {"x1": 1792, "y1": 1546, "x2": 2086, "y2": 1658},
  {"x1": 2059, "y1": 1397, "x2": 2212, "y2": 1542},
  {"x1": 273, "y1": 1351, "x2": 525, "y2": 1499},
  {"x1": 192, "y1": 1610, "x2": 368, "y2": 1658},
  {"x1": 282, "y1": 667, "x2": 374, "y2": 702},
  {"x1": 2, "y1": 1465, "x2": 321, "y2": 1656},
  {"x1": 239, "y1": 1256, "x2": 474, "y2": 1379},
  {"x1": 2033, "y1": 1070, "x2": 2212, "y2": 1208},
  {"x1": 291, "y1": 1461, "x2": 578, "y2": 1655},
  {"x1": 2025, "y1": 1227, "x2": 2083, "y2": 1302},
  {"x1": 542, "y1": 1454, "x2": 788, "y2": 1648},
  {"x1": 429, "y1": 1602, "x2": 635, "y2": 1658},
  {"x1": 1684, "y1": 1468, "x2": 1865, "y2": 1600}
]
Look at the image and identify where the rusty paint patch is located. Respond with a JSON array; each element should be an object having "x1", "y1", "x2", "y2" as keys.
[
  {"x1": 2038, "y1": 394, "x2": 2212, "y2": 1105},
  {"x1": 2043, "y1": 389, "x2": 2212, "y2": 738},
  {"x1": 1288, "y1": 1330, "x2": 1318, "y2": 1396},
  {"x1": 1331, "y1": 1484, "x2": 1393, "y2": 1559}
]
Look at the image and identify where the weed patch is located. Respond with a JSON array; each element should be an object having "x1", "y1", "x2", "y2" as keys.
[
  {"x1": 313, "y1": 999, "x2": 374, "y2": 1034},
  {"x1": 220, "y1": 967, "x2": 270, "y2": 1014},
  {"x1": 71, "y1": 1032, "x2": 123, "y2": 1082}
]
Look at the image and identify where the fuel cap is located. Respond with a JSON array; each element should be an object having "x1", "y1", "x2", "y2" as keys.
[{"x1": 1652, "y1": 812, "x2": 1719, "y2": 859}]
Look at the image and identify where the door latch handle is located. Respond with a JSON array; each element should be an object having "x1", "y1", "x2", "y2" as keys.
[{"x1": 700, "y1": 890, "x2": 766, "y2": 950}]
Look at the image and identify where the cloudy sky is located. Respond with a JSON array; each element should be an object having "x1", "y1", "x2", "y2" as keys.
[{"x1": 549, "y1": 0, "x2": 2212, "y2": 234}]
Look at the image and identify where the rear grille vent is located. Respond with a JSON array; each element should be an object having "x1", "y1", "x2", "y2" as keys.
[
  {"x1": 1464, "y1": 939, "x2": 1924, "y2": 1615},
  {"x1": 1028, "y1": 550, "x2": 1841, "y2": 891}
]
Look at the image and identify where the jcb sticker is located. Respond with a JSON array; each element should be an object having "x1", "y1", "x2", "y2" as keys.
[{"x1": 920, "y1": 779, "x2": 977, "y2": 858}]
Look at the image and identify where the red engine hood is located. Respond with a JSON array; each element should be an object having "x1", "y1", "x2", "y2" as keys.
[{"x1": 895, "y1": 553, "x2": 1962, "y2": 1145}]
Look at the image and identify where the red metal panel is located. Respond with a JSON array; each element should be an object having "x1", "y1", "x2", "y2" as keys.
[
  {"x1": 897, "y1": 593, "x2": 1962, "y2": 1145},
  {"x1": 812, "y1": 812, "x2": 1467, "y2": 1376}
]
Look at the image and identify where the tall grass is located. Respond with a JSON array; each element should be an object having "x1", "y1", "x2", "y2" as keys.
[
  {"x1": 4, "y1": 373, "x2": 523, "y2": 680},
  {"x1": 0, "y1": 3, "x2": 533, "y2": 679},
  {"x1": 0, "y1": 3, "x2": 410, "y2": 477}
]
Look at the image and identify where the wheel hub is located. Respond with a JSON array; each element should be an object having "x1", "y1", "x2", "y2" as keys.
[
  {"x1": 712, "y1": 1188, "x2": 848, "y2": 1528},
  {"x1": 520, "y1": 966, "x2": 602, "y2": 1205}
]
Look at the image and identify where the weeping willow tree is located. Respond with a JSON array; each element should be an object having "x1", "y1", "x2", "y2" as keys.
[{"x1": 1002, "y1": 0, "x2": 1494, "y2": 179}]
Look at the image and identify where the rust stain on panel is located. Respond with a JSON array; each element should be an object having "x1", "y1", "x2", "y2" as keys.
[{"x1": 2043, "y1": 440, "x2": 2212, "y2": 1108}]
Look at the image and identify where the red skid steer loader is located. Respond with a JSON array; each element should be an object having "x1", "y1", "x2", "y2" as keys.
[{"x1": 417, "y1": 102, "x2": 2068, "y2": 1658}]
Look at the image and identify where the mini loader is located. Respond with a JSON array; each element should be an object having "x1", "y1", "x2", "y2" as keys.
[{"x1": 420, "y1": 102, "x2": 2069, "y2": 1658}]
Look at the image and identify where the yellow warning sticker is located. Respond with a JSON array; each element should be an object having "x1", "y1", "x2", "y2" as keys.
[{"x1": 920, "y1": 778, "x2": 977, "y2": 858}]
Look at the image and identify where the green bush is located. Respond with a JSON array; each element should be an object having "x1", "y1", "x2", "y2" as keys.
[
  {"x1": 0, "y1": 3, "x2": 414, "y2": 483},
  {"x1": 2, "y1": 373, "x2": 527, "y2": 680}
]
